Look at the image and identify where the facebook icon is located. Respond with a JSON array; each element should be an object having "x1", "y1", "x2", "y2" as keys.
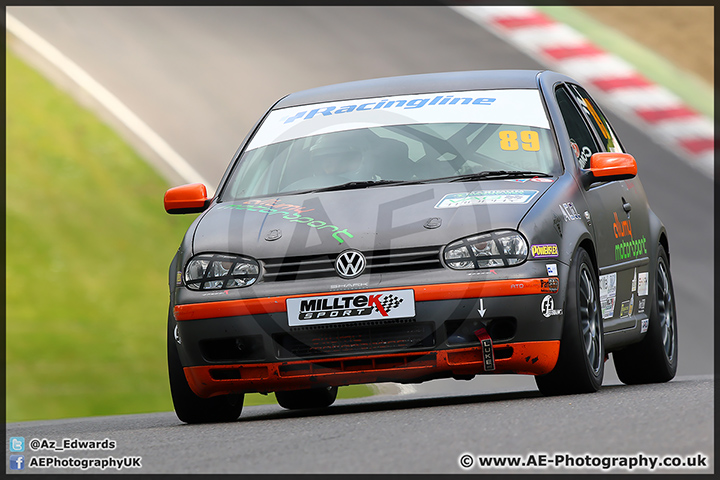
[{"x1": 10, "y1": 455, "x2": 25, "y2": 470}]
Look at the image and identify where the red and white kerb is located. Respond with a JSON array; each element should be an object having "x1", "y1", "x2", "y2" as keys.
[{"x1": 452, "y1": 6, "x2": 714, "y2": 178}]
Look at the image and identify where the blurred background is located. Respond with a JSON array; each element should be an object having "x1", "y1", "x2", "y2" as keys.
[{"x1": 6, "y1": 5, "x2": 713, "y2": 422}]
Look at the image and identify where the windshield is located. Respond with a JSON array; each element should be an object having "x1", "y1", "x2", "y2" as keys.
[{"x1": 221, "y1": 89, "x2": 560, "y2": 201}]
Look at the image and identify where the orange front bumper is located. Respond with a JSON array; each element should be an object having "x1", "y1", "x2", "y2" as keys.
[
  {"x1": 184, "y1": 340, "x2": 560, "y2": 398},
  {"x1": 174, "y1": 278, "x2": 558, "y2": 321}
]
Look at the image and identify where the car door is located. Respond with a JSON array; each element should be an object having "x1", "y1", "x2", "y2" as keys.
[{"x1": 554, "y1": 83, "x2": 651, "y2": 335}]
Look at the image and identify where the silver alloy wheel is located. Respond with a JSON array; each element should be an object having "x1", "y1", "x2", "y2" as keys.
[
  {"x1": 656, "y1": 259, "x2": 676, "y2": 361},
  {"x1": 578, "y1": 264, "x2": 602, "y2": 374}
]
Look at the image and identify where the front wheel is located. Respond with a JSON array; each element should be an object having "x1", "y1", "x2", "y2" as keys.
[
  {"x1": 613, "y1": 244, "x2": 678, "y2": 384},
  {"x1": 535, "y1": 247, "x2": 604, "y2": 396},
  {"x1": 167, "y1": 311, "x2": 244, "y2": 423},
  {"x1": 275, "y1": 386, "x2": 338, "y2": 410}
]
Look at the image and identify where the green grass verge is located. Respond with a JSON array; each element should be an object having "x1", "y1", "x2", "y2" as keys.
[
  {"x1": 535, "y1": 6, "x2": 713, "y2": 118},
  {"x1": 6, "y1": 48, "x2": 372, "y2": 422}
]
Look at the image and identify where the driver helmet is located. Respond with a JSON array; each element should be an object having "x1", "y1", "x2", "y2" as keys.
[{"x1": 309, "y1": 132, "x2": 365, "y2": 177}]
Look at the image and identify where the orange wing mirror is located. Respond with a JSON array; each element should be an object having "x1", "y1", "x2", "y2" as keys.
[
  {"x1": 164, "y1": 183, "x2": 211, "y2": 214},
  {"x1": 583, "y1": 153, "x2": 637, "y2": 187}
]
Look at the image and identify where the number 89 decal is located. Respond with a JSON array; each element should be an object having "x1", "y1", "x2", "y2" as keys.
[{"x1": 499, "y1": 130, "x2": 540, "y2": 151}]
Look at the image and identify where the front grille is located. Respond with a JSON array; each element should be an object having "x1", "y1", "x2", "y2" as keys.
[
  {"x1": 262, "y1": 246, "x2": 442, "y2": 282},
  {"x1": 274, "y1": 322, "x2": 435, "y2": 359},
  {"x1": 277, "y1": 353, "x2": 437, "y2": 376}
]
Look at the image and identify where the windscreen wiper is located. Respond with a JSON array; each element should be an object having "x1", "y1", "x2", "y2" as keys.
[
  {"x1": 287, "y1": 171, "x2": 552, "y2": 194},
  {"x1": 311, "y1": 179, "x2": 421, "y2": 192},
  {"x1": 442, "y1": 171, "x2": 553, "y2": 183}
]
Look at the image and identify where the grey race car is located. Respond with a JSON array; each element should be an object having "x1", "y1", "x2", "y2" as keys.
[{"x1": 164, "y1": 70, "x2": 678, "y2": 423}]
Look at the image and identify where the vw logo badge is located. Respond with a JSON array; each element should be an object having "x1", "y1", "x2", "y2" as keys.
[{"x1": 335, "y1": 250, "x2": 366, "y2": 279}]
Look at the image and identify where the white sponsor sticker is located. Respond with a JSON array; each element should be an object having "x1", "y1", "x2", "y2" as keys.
[
  {"x1": 559, "y1": 202, "x2": 581, "y2": 221},
  {"x1": 599, "y1": 272, "x2": 617, "y2": 319},
  {"x1": 638, "y1": 272, "x2": 649, "y2": 296},
  {"x1": 631, "y1": 267, "x2": 637, "y2": 292},
  {"x1": 435, "y1": 190, "x2": 538, "y2": 208},
  {"x1": 287, "y1": 289, "x2": 415, "y2": 326},
  {"x1": 641, "y1": 318, "x2": 649, "y2": 333},
  {"x1": 546, "y1": 263, "x2": 558, "y2": 276},
  {"x1": 541, "y1": 295, "x2": 562, "y2": 317},
  {"x1": 248, "y1": 89, "x2": 550, "y2": 151}
]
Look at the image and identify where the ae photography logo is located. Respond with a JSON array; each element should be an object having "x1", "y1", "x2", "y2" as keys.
[
  {"x1": 7, "y1": 436, "x2": 143, "y2": 472},
  {"x1": 458, "y1": 452, "x2": 709, "y2": 472}
]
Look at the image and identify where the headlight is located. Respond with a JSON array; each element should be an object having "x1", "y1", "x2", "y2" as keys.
[
  {"x1": 184, "y1": 253, "x2": 259, "y2": 290},
  {"x1": 443, "y1": 230, "x2": 528, "y2": 270}
]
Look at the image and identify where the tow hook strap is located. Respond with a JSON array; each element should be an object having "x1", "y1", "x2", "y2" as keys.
[{"x1": 474, "y1": 327, "x2": 495, "y2": 372}]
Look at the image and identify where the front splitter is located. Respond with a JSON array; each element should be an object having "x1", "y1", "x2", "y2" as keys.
[{"x1": 184, "y1": 340, "x2": 560, "y2": 398}]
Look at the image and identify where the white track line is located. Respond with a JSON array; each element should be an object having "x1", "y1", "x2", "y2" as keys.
[{"x1": 6, "y1": 13, "x2": 213, "y2": 194}]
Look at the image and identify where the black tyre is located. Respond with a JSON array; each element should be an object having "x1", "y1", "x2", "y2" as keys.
[
  {"x1": 275, "y1": 386, "x2": 338, "y2": 410},
  {"x1": 613, "y1": 244, "x2": 677, "y2": 384},
  {"x1": 167, "y1": 312, "x2": 244, "y2": 423},
  {"x1": 535, "y1": 247, "x2": 604, "y2": 396}
]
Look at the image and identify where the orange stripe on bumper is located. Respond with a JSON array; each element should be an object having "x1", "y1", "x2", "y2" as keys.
[
  {"x1": 184, "y1": 340, "x2": 560, "y2": 398},
  {"x1": 174, "y1": 278, "x2": 553, "y2": 321}
]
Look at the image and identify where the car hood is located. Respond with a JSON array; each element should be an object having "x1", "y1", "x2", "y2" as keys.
[{"x1": 192, "y1": 181, "x2": 554, "y2": 258}]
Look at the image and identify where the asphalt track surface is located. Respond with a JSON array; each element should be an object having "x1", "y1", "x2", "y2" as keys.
[
  {"x1": 5, "y1": 378, "x2": 714, "y2": 474},
  {"x1": 6, "y1": 6, "x2": 715, "y2": 475}
]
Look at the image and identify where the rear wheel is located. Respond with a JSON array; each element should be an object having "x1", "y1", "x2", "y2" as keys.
[
  {"x1": 535, "y1": 247, "x2": 604, "y2": 396},
  {"x1": 613, "y1": 244, "x2": 677, "y2": 384},
  {"x1": 167, "y1": 311, "x2": 244, "y2": 423},
  {"x1": 275, "y1": 386, "x2": 338, "y2": 410}
]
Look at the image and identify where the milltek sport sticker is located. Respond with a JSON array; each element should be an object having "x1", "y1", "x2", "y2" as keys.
[
  {"x1": 435, "y1": 190, "x2": 538, "y2": 208},
  {"x1": 286, "y1": 289, "x2": 415, "y2": 326}
]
